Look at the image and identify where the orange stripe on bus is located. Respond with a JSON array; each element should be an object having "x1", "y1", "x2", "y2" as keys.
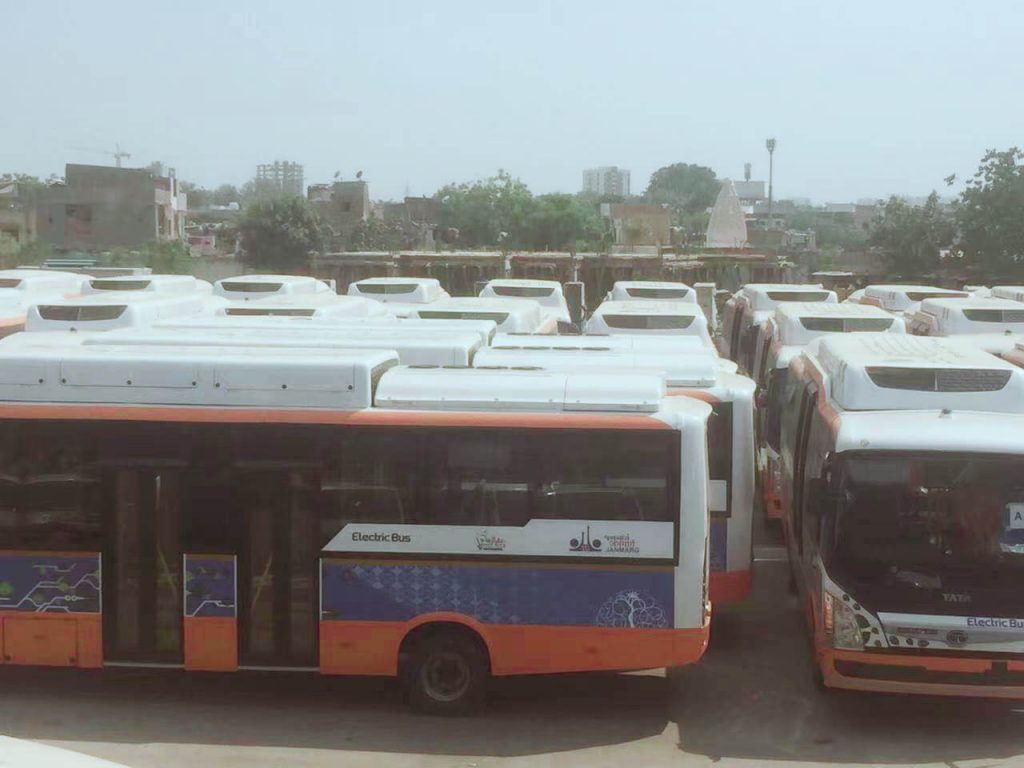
[
  {"x1": 709, "y1": 569, "x2": 751, "y2": 604},
  {"x1": 0, "y1": 404, "x2": 672, "y2": 430}
]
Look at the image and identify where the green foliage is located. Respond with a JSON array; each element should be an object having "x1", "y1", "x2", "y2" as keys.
[
  {"x1": 787, "y1": 209, "x2": 870, "y2": 249},
  {"x1": 955, "y1": 147, "x2": 1024, "y2": 272},
  {"x1": 238, "y1": 198, "x2": 324, "y2": 270},
  {"x1": 643, "y1": 163, "x2": 719, "y2": 215},
  {"x1": 105, "y1": 241, "x2": 194, "y2": 273},
  {"x1": 348, "y1": 216, "x2": 404, "y2": 251},
  {"x1": 436, "y1": 170, "x2": 534, "y2": 248},
  {"x1": 522, "y1": 194, "x2": 604, "y2": 251},
  {"x1": 870, "y1": 192, "x2": 954, "y2": 276}
]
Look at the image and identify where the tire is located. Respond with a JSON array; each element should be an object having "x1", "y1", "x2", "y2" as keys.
[{"x1": 403, "y1": 629, "x2": 489, "y2": 716}]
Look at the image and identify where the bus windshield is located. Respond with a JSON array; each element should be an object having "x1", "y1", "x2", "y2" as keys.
[{"x1": 827, "y1": 453, "x2": 1024, "y2": 589}]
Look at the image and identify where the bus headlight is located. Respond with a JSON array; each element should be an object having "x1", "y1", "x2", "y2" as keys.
[{"x1": 824, "y1": 592, "x2": 864, "y2": 651}]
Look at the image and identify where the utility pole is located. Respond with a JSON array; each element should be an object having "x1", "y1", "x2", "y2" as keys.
[{"x1": 765, "y1": 137, "x2": 776, "y2": 230}]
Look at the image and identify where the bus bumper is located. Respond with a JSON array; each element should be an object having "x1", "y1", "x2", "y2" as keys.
[
  {"x1": 709, "y1": 569, "x2": 751, "y2": 604},
  {"x1": 821, "y1": 649, "x2": 1024, "y2": 699}
]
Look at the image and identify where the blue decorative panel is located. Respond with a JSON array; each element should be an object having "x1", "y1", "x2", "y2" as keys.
[
  {"x1": 0, "y1": 553, "x2": 100, "y2": 614},
  {"x1": 184, "y1": 555, "x2": 236, "y2": 618},
  {"x1": 321, "y1": 560, "x2": 673, "y2": 629},
  {"x1": 709, "y1": 519, "x2": 727, "y2": 573}
]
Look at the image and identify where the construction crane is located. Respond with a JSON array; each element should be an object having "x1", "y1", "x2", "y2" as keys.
[{"x1": 71, "y1": 143, "x2": 132, "y2": 168}]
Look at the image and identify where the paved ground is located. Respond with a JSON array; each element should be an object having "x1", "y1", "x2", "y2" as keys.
[{"x1": 3, "y1": 550, "x2": 1024, "y2": 766}]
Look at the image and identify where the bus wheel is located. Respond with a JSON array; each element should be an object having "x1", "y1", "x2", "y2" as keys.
[{"x1": 403, "y1": 628, "x2": 489, "y2": 715}]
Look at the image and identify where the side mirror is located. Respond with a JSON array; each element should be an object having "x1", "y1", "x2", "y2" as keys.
[{"x1": 755, "y1": 389, "x2": 769, "y2": 409}]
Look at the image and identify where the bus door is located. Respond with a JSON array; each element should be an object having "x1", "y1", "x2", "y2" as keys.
[
  {"x1": 104, "y1": 468, "x2": 184, "y2": 664},
  {"x1": 236, "y1": 470, "x2": 319, "y2": 669}
]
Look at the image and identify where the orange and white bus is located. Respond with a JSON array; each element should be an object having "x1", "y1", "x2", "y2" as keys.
[
  {"x1": 0, "y1": 342, "x2": 711, "y2": 713},
  {"x1": 780, "y1": 335, "x2": 1024, "y2": 697}
]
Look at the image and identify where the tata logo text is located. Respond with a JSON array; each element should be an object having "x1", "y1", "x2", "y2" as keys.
[
  {"x1": 967, "y1": 617, "x2": 1024, "y2": 629},
  {"x1": 942, "y1": 593, "x2": 971, "y2": 604},
  {"x1": 351, "y1": 531, "x2": 411, "y2": 544}
]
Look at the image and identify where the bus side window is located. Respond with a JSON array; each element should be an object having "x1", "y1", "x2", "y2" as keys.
[
  {"x1": 801, "y1": 411, "x2": 832, "y2": 553},
  {"x1": 729, "y1": 304, "x2": 745, "y2": 360},
  {"x1": 764, "y1": 370, "x2": 788, "y2": 452},
  {"x1": 319, "y1": 428, "x2": 421, "y2": 546},
  {"x1": 792, "y1": 382, "x2": 819, "y2": 553},
  {"x1": 0, "y1": 421, "x2": 102, "y2": 552},
  {"x1": 423, "y1": 429, "x2": 536, "y2": 527},
  {"x1": 537, "y1": 431, "x2": 676, "y2": 523}
]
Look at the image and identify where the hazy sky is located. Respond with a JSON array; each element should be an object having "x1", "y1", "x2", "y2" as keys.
[{"x1": 5, "y1": 1, "x2": 1022, "y2": 203}]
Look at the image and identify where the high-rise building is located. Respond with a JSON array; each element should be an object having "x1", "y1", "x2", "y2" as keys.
[
  {"x1": 254, "y1": 160, "x2": 304, "y2": 199},
  {"x1": 582, "y1": 166, "x2": 630, "y2": 197}
]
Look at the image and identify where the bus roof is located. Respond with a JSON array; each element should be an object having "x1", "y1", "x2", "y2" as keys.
[
  {"x1": 585, "y1": 300, "x2": 712, "y2": 342},
  {"x1": 84, "y1": 274, "x2": 205, "y2": 296},
  {"x1": 862, "y1": 284, "x2": 969, "y2": 312},
  {"x1": 772, "y1": 301, "x2": 901, "y2": 346},
  {"x1": 0, "y1": 341, "x2": 398, "y2": 409},
  {"x1": 347, "y1": 276, "x2": 447, "y2": 304},
  {"x1": 607, "y1": 280, "x2": 695, "y2": 303},
  {"x1": 834, "y1": 409, "x2": 1024, "y2": 454},
  {"x1": 409, "y1": 296, "x2": 546, "y2": 332},
  {"x1": 217, "y1": 294, "x2": 393, "y2": 319},
  {"x1": 0, "y1": 269, "x2": 87, "y2": 293},
  {"x1": 213, "y1": 274, "x2": 331, "y2": 300},
  {"x1": 492, "y1": 332, "x2": 705, "y2": 351},
  {"x1": 908, "y1": 297, "x2": 1024, "y2": 336},
  {"x1": 990, "y1": 285, "x2": 1024, "y2": 302},
  {"x1": 738, "y1": 284, "x2": 837, "y2": 310},
  {"x1": 375, "y1": 366, "x2": 667, "y2": 413},
  {"x1": 89, "y1": 326, "x2": 482, "y2": 366},
  {"x1": 25, "y1": 293, "x2": 212, "y2": 332},
  {"x1": 474, "y1": 346, "x2": 719, "y2": 387},
  {"x1": 810, "y1": 334, "x2": 1024, "y2": 414}
]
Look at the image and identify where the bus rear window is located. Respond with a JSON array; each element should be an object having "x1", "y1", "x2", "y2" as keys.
[
  {"x1": 625, "y1": 287, "x2": 689, "y2": 299},
  {"x1": 419, "y1": 311, "x2": 509, "y2": 323},
  {"x1": 224, "y1": 307, "x2": 316, "y2": 316},
  {"x1": 767, "y1": 291, "x2": 830, "y2": 302},
  {"x1": 800, "y1": 317, "x2": 893, "y2": 332},
  {"x1": 905, "y1": 291, "x2": 967, "y2": 302},
  {"x1": 491, "y1": 286, "x2": 553, "y2": 298},
  {"x1": 602, "y1": 314, "x2": 693, "y2": 330},
  {"x1": 91, "y1": 280, "x2": 151, "y2": 291},
  {"x1": 356, "y1": 283, "x2": 418, "y2": 295},
  {"x1": 0, "y1": 279, "x2": 23, "y2": 289},
  {"x1": 38, "y1": 304, "x2": 127, "y2": 321},
  {"x1": 220, "y1": 282, "x2": 282, "y2": 293}
]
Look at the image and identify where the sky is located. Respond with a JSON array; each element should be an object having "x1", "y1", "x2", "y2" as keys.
[{"x1": 4, "y1": 0, "x2": 1022, "y2": 204}]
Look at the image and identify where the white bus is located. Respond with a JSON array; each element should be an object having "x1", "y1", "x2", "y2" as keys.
[
  {"x1": 754, "y1": 303, "x2": 904, "y2": 520},
  {"x1": 859, "y1": 284, "x2": 969, "y2": 316},
  {"x1": 409, "y1": 297, "x2": 557, "y2": 334},
  {"x1": 83, "y1": 274, "x2": 210, "y2": 296},
  {"x1": 213, "y1": 274, "x2": 333, "y2": 301},
  {"x1": 991, "y1": 286, "x2": 1024, "y2": 303},
  {"x1": 584, "y1": 301, "x2": 716, "y2": 350},
  {"x1": 473, "y1": 345, "x2": 755, "y2": 604},
  {"x1": 720, "y1": 284, "x2": 838, "y2": 373},
  {"x1": 0, "y1": 268, "x2": 88, "y2": 296},
  {"x1": 0, "y1": 345, "x2": 711, "y2": 714},
  {"x1": 217, "y1": 294, "x2": 393, "y2": 320},
  {"x1": 907, "y1": 297, "x2": 1024, "y2": 337},
  {"x1": 347, "y1": 277, "x2": 450, "y2": 317},
  {"x1": 478, "y1": 279, "x2": 571, "y2": 326},
  {"x1": 24, "y1": 293, "x2": 216, "y2": 332},
  {"x1": 779, "y1": 334, "x2": 1024, "y2": 698},
  {"x1": 605, "y1": 280, "x2": 697, "y2": 304},
  {"x1": 85, "y1": 326, "x2": 483, "y2": 366}
]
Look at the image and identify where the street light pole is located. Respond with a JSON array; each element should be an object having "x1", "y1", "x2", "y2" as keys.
[{"x1": 765, "y1": 137, "x2": 776, "y2": 230}]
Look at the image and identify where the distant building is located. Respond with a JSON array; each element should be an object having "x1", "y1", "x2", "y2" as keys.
[
  {"x1": 35, "y1": 163, "x2": 187, "y2": 251},
  {"x1": 583, "y1": 166, "x2": 631, "y2": 197},
  {"x1": 732, "y1": 180, "x2": 766, "y2": 205},
  {"x1": 600, "y1": 202, "x2": 670, "y2": 247},
  {"x1": 255, "y1": 160, "x2": 304, "y2": 199},
  {"x1": 308, "y1": 180, "x2": 371, "y2": 244}
]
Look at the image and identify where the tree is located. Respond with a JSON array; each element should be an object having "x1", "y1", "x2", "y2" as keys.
[
  {"x1": 435, "y1": 170, "x2": 534, "y2": 248},
  {"x1": 870, "y1": 192, "x2": 954, "y2": 276},
  {"x1": 955, "y1": 147, "x2": 1024, "y2": 272},
  {"x1": 643, "y1": 163, "x2": 719, "y2": 215},
  {"x1": 522, "y1": 194, "x2": 604, "y2": 251},
  {"x1": 238, "y1": 198, "x2": 324, "y2": 271}
]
